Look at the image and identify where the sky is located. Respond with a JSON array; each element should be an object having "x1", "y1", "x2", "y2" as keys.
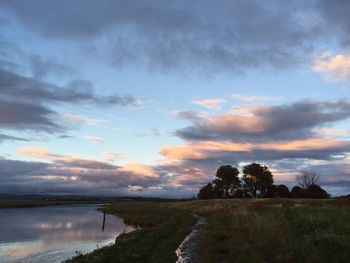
[{"x1": 1, "y1": 0, "x2": 350, "y2": 197}]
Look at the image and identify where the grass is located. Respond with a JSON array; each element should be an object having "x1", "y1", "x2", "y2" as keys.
[
  {"x1": 0, "y1": 199, "x2": 105, "y2": 209},
  {"x1": 190, "y1": 199, "x2": 350, "y2": 263},
  {"x1": 12, "y1": 198, "x2": 348, "y2": 263},
  {"x1": 65, "y1": 202, "x2": 196, "y2": 263}
]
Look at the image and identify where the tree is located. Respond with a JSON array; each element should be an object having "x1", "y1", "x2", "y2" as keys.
[
  {"x1": 214, "y1": 165, "x2": 240, "y2": 198},
  {"x1": 197, "y1": 183, "x2": 215, "y2": 199},
  {"x1": 296, "y1": 170, "x2": 319, "y2": 189},
  {"x1": 291, "y1": 184, "x2": 329, "y2": 199},
  {"x1": 263, "y1": 184, "x2": 291, "y2": 198},
  {"x1": 306, "y1": 184, "x2": 329, "y2": 199},
  {"x1": 275, "y1": 184, "x2": 291, "y2": 198},
  {"x1": 212, "y1": 178, "x2": 225, "y2": 198},
  {"x1": 242, "y1": 163, "x2": 274, "y2": 198},
  {"x1": 291, "y1": 186, "x2": 305, "y2": 198},
  {"x1": 263, "y1": 185, "x2": 277, "y2": 198}
]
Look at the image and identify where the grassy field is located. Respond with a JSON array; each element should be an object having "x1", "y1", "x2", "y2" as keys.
[
  {"x1": 65, "y1": 198, "x2": 350, "y2": 263},
  {"x1": 0, "y1": 199, "x2": 105, "y2": 209},
  {"x1": 191, "y1": 199, "x2": 350, "y2": 263}
]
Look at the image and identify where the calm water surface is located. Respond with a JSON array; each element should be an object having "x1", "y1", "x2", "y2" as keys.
[{"x1": 0, "y1": 205, "x2": 133, "y2": 263}]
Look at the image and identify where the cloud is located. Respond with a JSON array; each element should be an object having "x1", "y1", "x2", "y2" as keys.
[
  {"x1": 0, "y1": 68, "x2": 140, "y2": 106},
  {"x1": 191, "y1": 98, "x2": 226, "y2": 110},
  {"x1": 4, "y1": 129, "x2": 350, "y2": 197},
  {"x1": 232, "y1": 94, "x2": 280, "y2": 102},
  {"x1": 61, "y1": 114, "x2": 106, "y2": 127},
  {"x1": 104, "y1": 152, "x2": 127, "y2": 162},
  {"x1": 0, "y1": 67, "x2": 140, "y2": 133},
  {"x1": 158, "y1": 99, "x2": 350, "y2": 196},
  {"x1": 0, "y1": 98, "x2": 60, "y2": 132},
  {"x1": 0, "y1": 149, "x2": 162, "y2": 195},
  {"x1": 0, "y1": 134, "x2": 29, "y2": 142},
  {"x1": 155, "y1": 138, "x2": 350, "y2": 196},
  {"x1": 317, "y1": 0, "x2": 350, "y2": 47},
  {"x1": 315, "y1": 128, "x2": 350, "y2": 139},
  {"x1": 57, "y1": 135, "x2": 74, "y2": 140},
  {"x1": 82, "y1": 135, "x2": 106, "y2": 144},
  {"x1": 0, "y1": 0, "x2": 326, "y2": 74},
  {"x1": 176, "y1": 100, "x2": 350, "y2": 141},
  {"x1": 121, "y1": 163, "x2": 159, "y2": 178},
  {"x1": 160, "y1": 139, "x2": 350, "y2": 162},
  {"x1": 313, "y1": 53, "x2": 350, "y2": 81},
  {"x1": 28, "y1": 54, "x2": 77, "y2": 80},
  {"x1": 136, "y1": 127, "x2": 161, "y2": 138},
  {"x1": 19, "y1": 147, "x2": 69, "y2": 161}
]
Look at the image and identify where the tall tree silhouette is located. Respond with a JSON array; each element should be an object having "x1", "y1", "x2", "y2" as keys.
[
  {"x1": 214, "y1": 165, "x2": 240, "y2": 198},
  {"x1": 197, "y1": 183, "x2": 215, "y2": 199},
  {"x1": 242, "y1": 163, "x2": 273, "y2": 198},
  {"x1": 296, "y1": 170, "x2": 319, "y2": 189}
]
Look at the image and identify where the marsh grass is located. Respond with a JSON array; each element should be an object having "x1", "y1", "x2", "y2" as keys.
[
  {"x1": 193, "y1": 199, "x2": 350, "y2": 263},
  {"x1": 65, "y1": 199, "x2": 350, "y2": 263},
  {"x1": 65, "y1": 202, "x2": 196, "y2": 263}
]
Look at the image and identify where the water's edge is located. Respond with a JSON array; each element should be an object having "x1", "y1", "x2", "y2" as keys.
[
  {"x1": 62, "y1": 207, "x2": 136, "y2": 263},
  {"x1": 175, "y1": 214, "x2": 207, "y2": 263},
  {"x1": 0, "y1": 205, "x2": 132, "y2": 263}
]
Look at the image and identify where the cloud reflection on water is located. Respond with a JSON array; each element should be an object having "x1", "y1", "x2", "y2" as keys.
[{"x1": 0, "y1": 205, "x2": 133, "y2": 263}]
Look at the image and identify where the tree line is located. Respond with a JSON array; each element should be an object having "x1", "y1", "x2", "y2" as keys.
[{"x1": 197, "y1": 163, "x2": 329, "y2": 199}]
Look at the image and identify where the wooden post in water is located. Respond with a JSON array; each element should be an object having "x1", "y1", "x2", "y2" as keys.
[{"x1": 102, "y1": 208, "x2": 106, "y2": 232}]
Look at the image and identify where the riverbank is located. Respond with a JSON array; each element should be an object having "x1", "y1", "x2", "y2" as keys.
[
  {"x1": 66, "y1": 198, "x2": 350, "y2": 263},
  {"x1": 65, "y1": 202, "x2": 196, "y2": 263},
  {"x1": 0, "y1": 204, "x2": 128, "y2": 263}
]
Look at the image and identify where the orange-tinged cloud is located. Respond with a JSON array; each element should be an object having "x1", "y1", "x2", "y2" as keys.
[
  {"x1": 161, "y1": 138, "x2": 350, "y2": 160},
  {"x1": 191, "y1": 98, "x2": 226, "y2": 110},
  {"x1": 19, "y1": 147, "x2": 159, "y2": 179},
  {"x1": 18, "y1": 147, "x2": 77, "y2": 162},
  {"x1": 121, "y1": 163, "x2": 158, "y2": 178},
  {"x1": 313, "y1": 53, "x2": 350, "y2": 81},
  {"x1": 207, "y1": 114, "x2": 265, "y2": 134}
]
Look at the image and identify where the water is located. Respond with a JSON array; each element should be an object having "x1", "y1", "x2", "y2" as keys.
[
  {"x1": 0, "y1": 205, "x2": 133, "y2": 263},
  {"x1": 176, "y1": 214, "x2": 207, "y2": 263}
]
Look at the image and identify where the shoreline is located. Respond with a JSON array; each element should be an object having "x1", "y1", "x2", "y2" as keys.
[{"x1": 0, "y1": 199, "x2": 108, "y2": 209}]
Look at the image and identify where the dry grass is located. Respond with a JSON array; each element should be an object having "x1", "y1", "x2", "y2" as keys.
[{"x1": 65, "y1": 198, "x2": 350, "y2": 263}]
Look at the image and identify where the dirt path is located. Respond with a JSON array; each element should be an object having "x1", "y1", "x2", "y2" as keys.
[{"x1": 175, "y1": 214, "x2": 207, "y2": 263}]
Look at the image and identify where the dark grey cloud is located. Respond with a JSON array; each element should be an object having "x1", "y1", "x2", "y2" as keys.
[
  {"x1": 28, "y1": 54, "x2": 77, "y2": 79},
  {"x1": 0, "y1": 0, "x2": 202, "y2": 39},
  {"x1": 56, "y1": 135, "x2": 74, "y2": 140},
  {"x1": 176, "y1": 100, "x2": 350, "y2": 142},
  {"x1": 0, "y1": 0, "x2": 333, "y2": 74},
  {"x1": 0, "y1": 157, "x2": 162, "y2": 196},
  {"x1": 317, "y1": 0, "x2": 350, "y2": 47},
  {"x1": 0, "y1": 67, "x2": 140, "y2": 133},
  {"x1": 0, "y1": 68, "x2": 139, "y2": 106},
  {"x1": 55, "y1": 159, "x2": 118, "y2": 170},
  {"x1": 0, "y1": 98, "x2": 60, "y2": 132},
  {"x1": 0, "y1": 134, "x2": 29, "y2": 142},
  {"x1": 0, "y1": 158, "x2": 49, "y2": 178}
]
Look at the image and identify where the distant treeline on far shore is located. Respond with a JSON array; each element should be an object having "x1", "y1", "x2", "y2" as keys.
[{"x1": 197, "y1": 163, "x2": 330, "y2": 199}]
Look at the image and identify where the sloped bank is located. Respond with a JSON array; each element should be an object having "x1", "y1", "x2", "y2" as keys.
[{"x1": 65, "y1": 202, "x2": 196, "y2": 263}]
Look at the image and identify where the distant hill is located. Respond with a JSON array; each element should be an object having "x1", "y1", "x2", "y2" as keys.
[{"x1": 0, "y1": 194, "x2": 190, "y2": 202}]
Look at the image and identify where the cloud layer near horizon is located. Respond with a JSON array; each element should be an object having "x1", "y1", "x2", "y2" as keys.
[{"x1": 2, "y1": 99, "x2": 350, "y2": 197}]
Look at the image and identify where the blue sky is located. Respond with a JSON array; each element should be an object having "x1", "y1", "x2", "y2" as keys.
[{"x1": 1, "y1": 0, "x2": 350, "y2": 197}]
